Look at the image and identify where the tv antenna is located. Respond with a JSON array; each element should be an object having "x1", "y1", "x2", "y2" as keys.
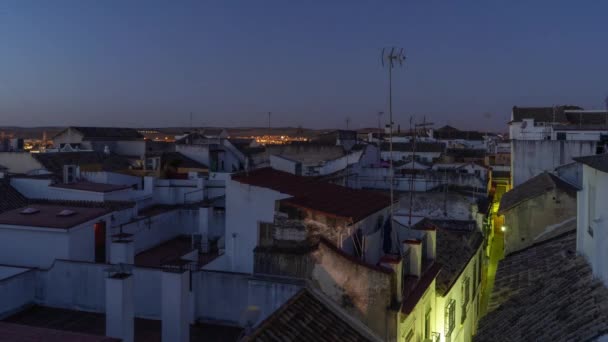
[
  {"x1": 381, "y1": 47, "x2": 406, "y2": 250},
  {"x1": 377, "y1": 111, "x2": 384, "y2": 135},
  {"x1": 346, "y1": 117, "x2": 351, "y2": 130}
]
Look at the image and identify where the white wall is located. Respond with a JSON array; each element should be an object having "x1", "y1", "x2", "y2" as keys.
[
  {"x1": 118, "y1": 209, "x2": 198, "y2": 254},
  {"x1": 0, "y1": 268, "x2": 36, "y2": 318},
  {"x1": 270, "y1": 155, "x2": 298, "y2": 174},
  {"x1": 194, "y1": 270, "x2": 300, "y2": 325},
  {"x1": 153, "y1": 178, "x2": 204, "y2": 204},
  {"x1": 35, "y1": 260, "x2": 164, "y2": 319},
  {"x1": 0, "y1": 226, "x2": 70, "y2": 268},
  {"x1": 82, "y1": 171, "x2": 144, "y2": 189},
  {"x1": 10, "y1": 177, "x2": 132, "y2": 202},
  {"x1": 225, "y1": 179, "x2": 290, "y2": 273},
  {"x1": 511, "y1": 140, "x2": 596, "y2": 186},
  {"x1": 577, "y1": 165, "x2": 608, "y2": 286}
]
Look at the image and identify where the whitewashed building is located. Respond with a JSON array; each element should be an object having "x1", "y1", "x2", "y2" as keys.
[{"x1": 509, "y1": 106, "x2": 608, "y2": 187}]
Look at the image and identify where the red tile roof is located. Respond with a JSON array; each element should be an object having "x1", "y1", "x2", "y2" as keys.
[
  {"x1": 0, "y1": 322, "x2": 119, "y2": 342},
  {"x1": 232, "y1": 168, "x2": 392, "y2": 223},
  {"x1": 401, "y1": 262, "x2": 442, "y2": 315},
  {"x1": 0, "y1": 204, "x2": 109, "y2": 229}
]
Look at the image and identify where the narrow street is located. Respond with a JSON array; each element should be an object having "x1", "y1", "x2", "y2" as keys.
[{"x1": 480, "y1": 230, "x2": 504, "y2": 317}]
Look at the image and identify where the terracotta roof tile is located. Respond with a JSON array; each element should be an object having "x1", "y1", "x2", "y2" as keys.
[
  {"x1": 0, "y1": 178, "x2": 27, "y2": 213},
  {"x1": 475, "y1": 231, "x2": 608, "y2": 342},
  {"x1": 243, "y1": 288, "x2": 380, "y2": 342},
  {"x1": 435, "y1": 224, "x2": 483, "y2": 296},
  {"x1": 232, "y1": 168, "x2": 391, "y2": 223}
]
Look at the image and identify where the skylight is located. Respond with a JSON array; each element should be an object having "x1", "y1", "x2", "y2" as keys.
[
  {"x1": 57, "y1": 209, "x2": 77, "y2": 217},
  {"x1": 20, "y1": 208, "x2": 40, "y2": 215}
]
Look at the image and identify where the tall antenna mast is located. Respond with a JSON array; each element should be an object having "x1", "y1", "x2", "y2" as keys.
[
  {"x1": 377, "y1": 111, "x2": 384, "y2": 136},
  {"x1": 189, "y1": 112, "x2": 193, "y2": 130},
  {"x1": 381, "y1": 47, "x2": 406, "y2": 243},
  {"x1": 346, "y1": 117, "x2": 351, "y2": 130}
]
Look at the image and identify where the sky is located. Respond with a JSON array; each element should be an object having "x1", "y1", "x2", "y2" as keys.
[{"x1": 0, "y1": 1, "x2": 607, "y2": 132}]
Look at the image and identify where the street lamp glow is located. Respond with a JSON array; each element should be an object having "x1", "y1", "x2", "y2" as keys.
[{"x1": 501, "y1": 226, "x2": 506, "y2": 232}]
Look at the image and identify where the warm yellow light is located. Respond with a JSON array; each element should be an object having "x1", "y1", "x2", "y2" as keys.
[{"x1": 501, "y1": 226, "x2": 506, "y2": 232}]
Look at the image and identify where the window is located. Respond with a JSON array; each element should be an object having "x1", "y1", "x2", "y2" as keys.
[
  {"x1": 445, "y1": 299, "x2": 456, "y2": 342},
  {"x1": 462, "y1": 277, "x2": 470, "y2": 324},
  {"x1": 64, "y1": 165, "x2": 76, "y2": 183},
  {"x1": 556, "y1": 132, "x2": 567, "y2": 140},
  {"x1": 404, "y1": 328, "x2": 414, "y2": 342}
]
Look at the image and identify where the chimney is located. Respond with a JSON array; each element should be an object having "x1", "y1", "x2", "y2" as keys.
[
  {"x1": 110, "y1": 233, "x2": 134, "y2": 264},
  {"x1": 162, "y1": 268, "x2": 190, "y2": 342},
  {"x1": 105, "y1": 265, "x2": 134, "y2": 342},
  {"x1": 403, "y1": 240, "x2": 422, "y2": 277},
  {"x1": 379, "y1": 255, "x2": 403, "y2": 303},
  {"x1": 104, "y1": 145, "x2": 111, "y2": 155},
  {"x1": 423, "y1": 229, "x2": 436, "y2": 261}
]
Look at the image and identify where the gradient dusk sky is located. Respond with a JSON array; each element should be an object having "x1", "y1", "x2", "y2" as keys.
[{"x1": 0, "y1": 1, "x2": 606, "y2": 131}]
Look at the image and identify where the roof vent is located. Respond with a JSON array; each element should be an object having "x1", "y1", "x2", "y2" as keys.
[
  {"x1": 57, "y1": 209, "x2": 77, "y2": 217},
  {"x1": 20, "y1": 207, "x2": 40, "y2": 215}
]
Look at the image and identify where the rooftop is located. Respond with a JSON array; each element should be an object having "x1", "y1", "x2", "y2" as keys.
[
  {"x1": 435, "y1": 225, "x2": 483, "y2": 296},
  {"x1": 574, "y1": 153, "x2": 608, "y2": 173},
  {"x1": 3, "y1": 305, "x2": 243, "y2": 342},
  {"x1": 135, "y1": 235, "x2": 218, "y2": 268},
  {"x1": 232, "y1": 168, "x2": 391, "y2": 223},
  {"x1": 0, "y1": 204, "x2": 109, "y2": 229},
  {"x1": 50, "y1": 181, "x2": 132, "y2": 193},
  {"x1": 498, "y1": 172, "x2": 578, "y2": 214},
  {"x1": 475, "y1": 231, "x2": 608, "y2": 342},
  {"x1": 32, "y1": 152, "x2": 131, "y2": 176},
  {"x1": 243, "y1": 288, "x2": 380, "y2": 342}
]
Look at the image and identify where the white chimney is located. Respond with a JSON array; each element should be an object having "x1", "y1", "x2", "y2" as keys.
[
  {"x1": 105, "y1": 266, "x2": 134, "y2": 342},
  {"x1": 403, "y1": 240, "x2": 422, "y2": 277},
  {"x1": 110, "y1": 233, "x2": 134, "y2": 264},
  {"x1": 104, "y1": 145, "x2": 111, "y2": 155},
  {"x1": 162, "y1": 269, "x2": 190, "y2": 342}
]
